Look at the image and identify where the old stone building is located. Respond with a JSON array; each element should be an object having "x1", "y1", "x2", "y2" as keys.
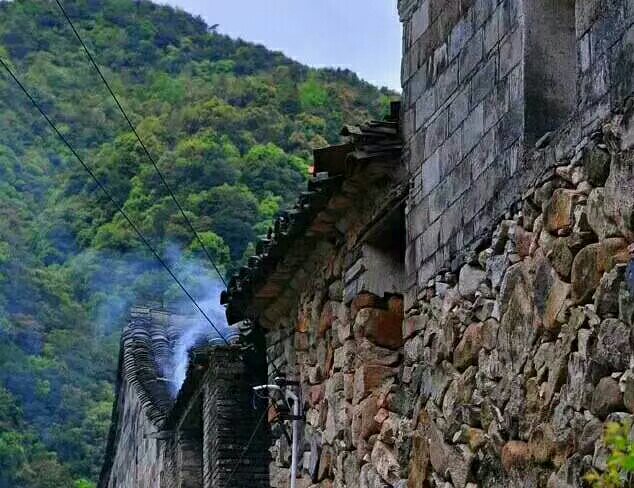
[
  {"x1": 98, "y1": 307, "x2": 269, "y2": 488},
  {"x1": 220, "y1": 0, "x2": 634, "y2": 487},
  {"x1": 102, "y1": 0, "x2": 634, "y2": 487}
]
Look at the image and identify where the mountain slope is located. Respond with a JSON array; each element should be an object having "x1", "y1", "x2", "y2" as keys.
[{"x1": 0, "y1": 1, "x2": 392, "y2": 485}]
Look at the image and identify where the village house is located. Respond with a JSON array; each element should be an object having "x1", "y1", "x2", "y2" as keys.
[{"x1": 101, "y1": 0, "x2": 634, "y2": 486}]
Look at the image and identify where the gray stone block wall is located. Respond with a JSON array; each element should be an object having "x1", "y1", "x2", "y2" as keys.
[
  {"x1": 577, "y1": 0, "x2": 634, "y2": 126},
  {"x1": 400, "y1": 0, "x2": 634, "y2": 309},
  {"x1": 401, "y1": 0, "x2": 526, "y2": 307},
  {"x1": 202, "y1": 347, "x2": 270, "y2": 488}
]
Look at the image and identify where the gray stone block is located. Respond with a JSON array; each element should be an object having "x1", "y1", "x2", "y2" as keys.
[
  {"x1": 483, "y1": 10, "x2": 499, "y2": 54},
  {"x1": 410, "y1": 0, "x2": 430, "y2": 42},
  {"x1": 484, "y1": 80, "x2": 508, "y2": 132},
  {"x1": 459, "y1": 31, "x2": 484, "y2": 81},
  {"x1": 469, "y1": 128, "x2": 496, "y2": 180},
  {"x1": 424, "y1": 109, "x2": 448, "y2": 155},
  {"x1": 475, "y1": 0, "x2": 495, "y2": 27},
  {"x1": 471, "y1": 55, "x2": 498, "y2": 107},
  {"x1": 409, "y1": 66, "x2": 429, "y2": 106},
  {"x1": 434, "y1": 59, "x2": 459, "y2": 107},
  {"x1": 495, "y1": 101, "x2": 523, "y2": 150},
  {"x1": 448, "y1": 86, "x2": 470, "y2": 133},
  {"x1": 415, "y1": 89, "x2": 436, "y2": 130},
  {"x1": 440, "y1": 127, "x2": 463, "y2": 177},
  {"x1": 499, "y1": 26, "x2": 522, "y2": 79},
  {"x1": 421, "y1": 149, "x2": 442, "y2": 196},
  {"x1": 408, "y1": 198, "x2": 430, "y2": 238},
  {"x1": 449, "y1": 13, "x2": 475, "y2": 60},
  {"x1": 418, "y1": 218, "x2": 441, "y2": 261},
  {"x1": 462, "y1": 102, "x2": 485, "y2": 154},
  {"x1": 440, "y1": 199, "x2": 464, "y2": 246}
]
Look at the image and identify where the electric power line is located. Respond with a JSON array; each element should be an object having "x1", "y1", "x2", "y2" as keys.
[
  {"x1": 0, "y1": 56, "x2": 230, "y2": 346},
  {"x1": 53, "y1": 0, "x2": 228, "y2": 288}
]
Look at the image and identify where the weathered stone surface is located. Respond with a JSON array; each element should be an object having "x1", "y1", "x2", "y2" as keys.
[
  {"x1": 548, "y1": 238, "x2": 574, "y2": 279},
  {"x1": 582, "y1": 147, "x2": 611, "y2": 186},
  {"x1": 595, "y1": 318, "x2": 630, "y2": 372},
  {"x1": 353, "y1": 365, "x2": 393, "y2": 404},
  {"x1": 454, "y1": 323, "x2": 484, "y2": 370},
  {"x1": 534, "y1": 254, "x2": 570, "y2": 330},
  {"x1": 571, "y1": 239, "x2": 629, "y2": 304},
  {"x1": 587, "y1": 188, "x2": 620, "y2": 240},
  {"x1": 544, "y1": 189, "x2": 577, "y2": 234},
  {"x1": 458, "y1": 264, "x2": 486, "y2": 298},
  {"x1": 355, "y1": 308, "x2": 404, "y2": 349},
  {"x1": 498, "y1": 263, "x2": 536, "y2": 372},
  {"x1": 591, "y1": 377, "x2": 623, "y2": 419},
  {"x1": 604, "y1": 152, "x2": 634, "y2": 240},
  {"x1": 501, "y1": 441, "x2": 530, "y2": 473},
  {"x1": 352, "y1": 395, "x2": 380, "y2": 444},
  {"x1": 371, "y1": 440, "x2": 400, "y2": 485},
  {"x1": 594, "y1": 265, "x2": 625, "y2": 318}
]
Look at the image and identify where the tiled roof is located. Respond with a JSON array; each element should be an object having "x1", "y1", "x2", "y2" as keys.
[{"x1": 221, "y1": 101, "x2": 402, "y2": 325}]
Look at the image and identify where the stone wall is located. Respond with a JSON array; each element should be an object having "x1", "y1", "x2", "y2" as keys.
[
  {"x1": 399, "y1": 0, "x2": 634, "y2": 304},
  {"x1": 104, "y1": 379, "x2": 166, "y2": 488},
  {"x1": 202, "y1": 347, "x2": 270, "y2": 488},
  {"x1": 262, "y1": 104, "x2": 634, "y2": 487}
]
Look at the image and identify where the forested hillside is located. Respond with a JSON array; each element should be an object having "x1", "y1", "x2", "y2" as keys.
[{"x1": 0, "y1": 1, "x2": 392, "y2": 485}]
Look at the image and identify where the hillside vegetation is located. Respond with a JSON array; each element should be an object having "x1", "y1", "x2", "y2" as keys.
[{"x1": 0, "y1": 1, "x2": 391, "y2": 485}]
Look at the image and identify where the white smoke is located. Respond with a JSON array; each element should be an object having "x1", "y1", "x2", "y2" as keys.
[{"x1": 169, "y1": 278, "x2": 240, "y2": 394}]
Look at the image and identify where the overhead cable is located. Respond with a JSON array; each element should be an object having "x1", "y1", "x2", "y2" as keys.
[
  {"x1": 54, "y1": 0, "x2": 228, "y2": 288},
  {"x1": 0, "y1": 56, "x2": 230, "y2": 346}
]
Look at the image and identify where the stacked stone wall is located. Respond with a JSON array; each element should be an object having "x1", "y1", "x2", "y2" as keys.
[{"x1": 264, "y1": 107, "x2": 634, "y2": 487}]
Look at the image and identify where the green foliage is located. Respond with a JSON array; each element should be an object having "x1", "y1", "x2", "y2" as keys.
[
  {"x1": 0, "y1": 0, "x2": 393, "y2": 485},
  {"x1": 585, "y1": 421, "x2": 634, "y2": 487},
  {"x1": 299, "y1": 74, "x2": 330, "y2": 110}
]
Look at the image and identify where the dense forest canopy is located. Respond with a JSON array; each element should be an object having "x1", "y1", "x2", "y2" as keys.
[{"x1": 0, "y1": 1, "x2": 392, "y2": 485}]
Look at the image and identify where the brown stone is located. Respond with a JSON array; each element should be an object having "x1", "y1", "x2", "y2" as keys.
[
  {"x1": 501, "y1": 441, "x2": 530, "y2": 473},
  {"x1": 351, "y1": 395, "x2": 379, "y2": 444},
  {"x1": 353, "y1": 365, "x2": 393, "y2": 404},
  {"x1": 309, "y1": 384, "x2": 325, "y2": 407},
  {"x1": 571, "y1": 238, "x2": 629, "y2": 304},
  {"x1": 528, "y1": 424, "x2": 556, "y2": 464},
  {"x1": 516, "y1": 226, "x2": 534, "y2": 258},
  {"x1": 370, "y1": 440, "x2": 400, "y2": 485},
  {"x1": 351, "y1": 292, "x2": 383, "y2": 316},
  {"x1": 407, "y1": 431, "x2": 430, "y2": 488},
  {"x1": 453, "y1": 323, "x2": 483, "y2": 370},
  {"x1": 354, "y1": 307, "x2": 403, "y2": 349},
  {"x1": 547, "y1": 238, "x2": 574, "y2": 279},
  {"x1": 544, "y1": 189, "x2": 577, "y2": 234},
  {"x1": 591, "y1": 377, "x2": 624, "y2": 419},
  {"x1": 319, "y1": 301, "x2": 341, "y2": 337},
  {"x1": 387, "y1": 295, "x2": 404, "y2": 316},
  {"x1": 534, "y1": 254, "x2": 571, "y2": 331}
]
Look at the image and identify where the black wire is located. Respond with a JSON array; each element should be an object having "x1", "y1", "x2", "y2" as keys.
[
  {"x1": 225, "y1": 405, "x2": 268, "y2": 486},
  {"x1": 0, "y1": 56, "x2": 230, "y2": 346},
  {"x1": 53, "y1": 0, "x2": 228, "y2": 288}
]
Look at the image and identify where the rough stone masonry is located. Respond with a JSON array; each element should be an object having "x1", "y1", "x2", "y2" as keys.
[
  {"x1": 101, "y1": 0, "x2": 634, "y2": 486},
  {"x1": 219, "y1": 0, "x2": 634, "y2": 487}
]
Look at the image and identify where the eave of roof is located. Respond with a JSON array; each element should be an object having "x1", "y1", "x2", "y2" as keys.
[{"x1": 221, "y1": 101, "x2": 403, "y2": 326}]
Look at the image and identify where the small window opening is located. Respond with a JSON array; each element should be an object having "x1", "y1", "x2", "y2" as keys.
[{"x1": 361, "y1": 201, "x2": 406, "y2": 298}]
